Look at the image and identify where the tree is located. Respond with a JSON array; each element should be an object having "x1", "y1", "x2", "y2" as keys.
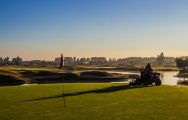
[
  {"x1": 3, "y1": 57, "x2": 9, "y2": 65},
  {"x1": 175, "y1": 57, "x2": 188, "y2": 70},
  {"x1": 12, "y1": 56, "x2": 22, "y2": 65},
  {"x1": 0, "y1": 57, "x2": 3, "y2": 65}
]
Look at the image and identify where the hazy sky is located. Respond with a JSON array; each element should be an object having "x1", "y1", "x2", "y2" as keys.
[{"x1": 1, "y1": 0, "x2": 188, "y2": 60}]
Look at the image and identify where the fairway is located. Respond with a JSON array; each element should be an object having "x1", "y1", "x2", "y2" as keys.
[{"x1": 0, "y1": 83, "x2": 188, "y2": 120}]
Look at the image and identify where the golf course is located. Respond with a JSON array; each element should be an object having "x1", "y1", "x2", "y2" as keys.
[
  {"x1": 1, "y1": 83, "x2": 188, "y2": 120},
  {"x1": 1, "y1": 66, "x2": 188, "y2": 119},
  {"x1": 2, "y1": 0, "x2": 188, "y2": 119}
]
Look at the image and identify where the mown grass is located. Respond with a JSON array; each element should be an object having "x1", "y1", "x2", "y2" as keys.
[
  {"x1": 1, "y1": 83, "x2": 188, "y2": 120},
  {"x1": 152, "y1": 66, "x2": 179, "y2": 71},
  {"x1": 0, "y1": 66, "x2": 59, "y2": 71}
]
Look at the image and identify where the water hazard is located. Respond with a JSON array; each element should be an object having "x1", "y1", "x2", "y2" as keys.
[{"x1": 110, "y1": 71, "x2": 187, "y2": 85}]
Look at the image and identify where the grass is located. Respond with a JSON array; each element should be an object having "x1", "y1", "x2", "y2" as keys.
[
  {"x1": 178, "y1": 80, "x2": 188, "y2": 85},
  {"x1": 1, "y1": 83, "x2": 188, "y2": 120},
  {"x1": 0, "y1": 65, "x2": 60, "y2": 72},
  {"x1": 0, "y1": 69, "x2": 27, "y2": 85},
  {"x1": 0, "y1": 66, "x2": 78, "y2": 84},
  {"x1": 176, "y1": 71, "x2": 188, "y2": 85},
  {"x1": 80, "y1": 71, "x2": 112, "y2": 77},
  {"x1": 176, "y1": 69, "x2": 188, "y2": 78},
  {"x1": 177, "y1": 73, "x2": 188, "y2": 78},
  {"x1": 0, "y1": 66, "x2": 131, "y2": 85},
  {"x1": 152, "y1": 66, "x2": 179, "y2": 71}
]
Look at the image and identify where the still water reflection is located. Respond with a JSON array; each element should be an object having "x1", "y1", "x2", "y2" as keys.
[
  {"x1": 110, "y1": 71, "x2": 187, "y2": 85},
  {"x1": 159, "y1": 71, "x2": 188, "y2": 85}
]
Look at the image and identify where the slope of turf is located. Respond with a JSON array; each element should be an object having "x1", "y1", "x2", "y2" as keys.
[
  {"x1": 0, "y1": 66, "x2": 131, "y2": 85},
  {"x1": 0, "y1": 83, "x2": 188, "y2": 120}
]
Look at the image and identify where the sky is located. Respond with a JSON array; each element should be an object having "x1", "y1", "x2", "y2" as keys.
[{"x1": 1, "y1": 0, "x2": 188, "y2": 60}]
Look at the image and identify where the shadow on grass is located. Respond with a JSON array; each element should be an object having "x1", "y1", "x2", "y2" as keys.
[{"x1": 24, "y1": 84, "x2": 151, "y2": 102}]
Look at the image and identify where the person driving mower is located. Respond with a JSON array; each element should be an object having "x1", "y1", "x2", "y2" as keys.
[{"x1": 129, "y1": 63, "x2": 161, "y2": 86}]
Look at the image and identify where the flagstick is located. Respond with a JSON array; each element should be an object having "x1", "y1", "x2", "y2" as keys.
[
  {"x1": 62, "y1": 72, "x2": 66, "y2": 107},
  {"x1": 60, "y1": 53, "x2": 66, "y2": 107}
]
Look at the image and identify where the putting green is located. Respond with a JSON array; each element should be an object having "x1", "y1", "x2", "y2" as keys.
[{"x1": 0, "y1": 83, "x2": 188, "y2": 120}]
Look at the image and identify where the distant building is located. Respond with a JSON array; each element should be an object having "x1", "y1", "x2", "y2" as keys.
[
  {"x1": 117, "y1": 57, "x2": 156, "y2": 66},
  {"x1": 55, "y1": 57, "x2": 74, "y2": 66},
  {"x1": 55, "y1": 56, "x2": 108, "y2": 66},
  {"x1": 80, "y1": 58, "x2": 90, "y2": 65},
  {"x1": 53, "y1": 53, "x2": 175, "y2": 67},
  {"x1": 64, "y1": 57, "x2": 74, "y2": 65},
  {"x1": 90, "y1": 57, "x2": 107, "y2": 65},
  {"x1": 109, "y1": 58, "x2": 117, "y2": 65},
  {"x1": 54, "y1": 57, "x2": 61, "y2": 65},
  {"x1": 30, "y1": 60, "x2": 43, "y2": 65}
]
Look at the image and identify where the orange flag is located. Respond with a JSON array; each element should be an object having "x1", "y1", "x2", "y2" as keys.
[{"x1": 60, "y1": 53, "x2": 64, "y2": 69}]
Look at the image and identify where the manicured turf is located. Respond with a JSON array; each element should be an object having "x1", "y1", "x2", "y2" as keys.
[
  {"x1": 0, "y1": 66, "x2": 59, "y2": 71},
  {"x1": 1, "y1": 83, "x2": 188, "y2": 120}
]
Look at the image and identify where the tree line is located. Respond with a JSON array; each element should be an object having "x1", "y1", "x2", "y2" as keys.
[
  {"x1": 175, "y1": 57, "x2": 188, "y2": 70},
  {"x1": 0, "y1": 56, "x2": 22, "y2": 65}
]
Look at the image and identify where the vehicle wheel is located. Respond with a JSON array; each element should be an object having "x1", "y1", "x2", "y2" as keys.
[
  {"x1": 154, "y1": 78, "x2": 162, "y2": 86},
  {"x1": 135, "y1": 79, "x2": 141, "y2": 86},
  {"x1": 129, "y1": 82, "x2": 133, "y2": 87}
]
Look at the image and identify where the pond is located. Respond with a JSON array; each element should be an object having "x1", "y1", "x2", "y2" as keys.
[
  {"x1": 110, "y1": 71, "x2": 188, "y2": 85},
  {"x1": 159, "y1": 71, "x2": 181, "y2": 85},
  {"x1": 20, "y1": 71, "x2": 188, "y2": 86}
]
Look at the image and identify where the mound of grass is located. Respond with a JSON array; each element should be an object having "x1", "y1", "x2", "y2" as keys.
[
  {"x1": 19, "y1": 70, "x2": 38, "y2": 77},
  {"x1": 176, "y1": 70, "x2": 188, "y2": 78},
  {"x1": 62, "y1": 72, "x2": 79, "y2": 79},
  {"x1": 0, "y1": 66, "x2": 59, "y2": 71},
  {"x1": 0, "y1": 70, "x2": 26, "y2": 85},
  {"x1": 0, "y1": 70, "x2": 21, "y2": 76},
  {"x1": 178, "y1": 80, "x2": 188, "y2": 85},
  {"x1": 177, "y1": 73, "x2": 188, "y2": 78},
  {"x1": 31, "y1": 72, "x2": 80, "y2": 84},
  {"x1": 36, "y1": 71, "x2": 62, "y2": 76},
  {"x1": 80, "y1": 71, "x2": 112, "y2": 77},
  {"x1": 153, "y1": 66, "x2": 179, "y2": 71},
  {"x1": 0, "y1": 74, "x2": 26, "y2": 85}
]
